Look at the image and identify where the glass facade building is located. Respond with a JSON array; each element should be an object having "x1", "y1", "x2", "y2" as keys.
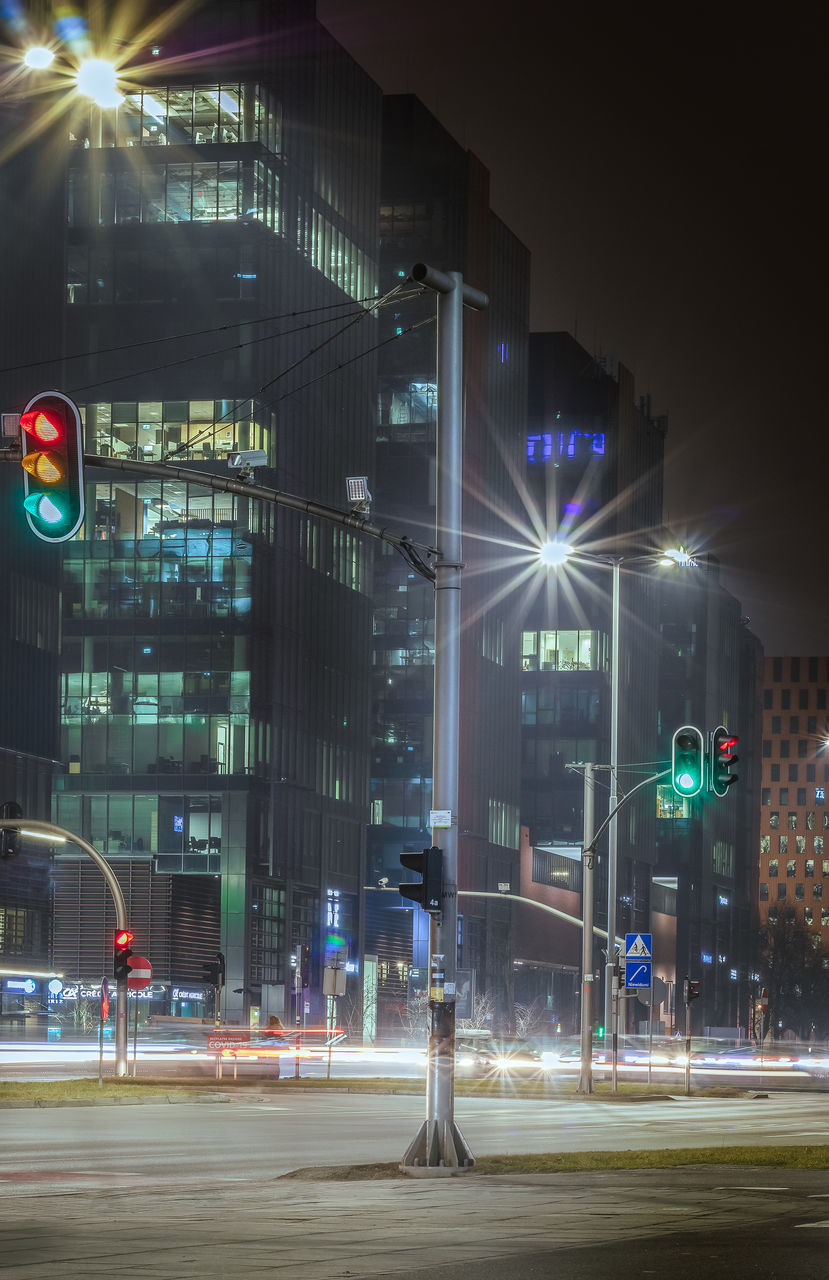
[
  {"x1": 367, "y1": 98, "x2": 530, "y2": 1030},
  {"x1": 0, "y1": 1, "x2": 381, "y2": 1026}
]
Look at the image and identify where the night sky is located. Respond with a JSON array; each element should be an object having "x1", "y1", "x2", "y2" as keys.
[{"x1": 318, "y1": 2, "x2": 826, "y2": 656}]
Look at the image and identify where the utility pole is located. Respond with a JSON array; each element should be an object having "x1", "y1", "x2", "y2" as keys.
[{"x1": 401, "y1": 264, "x2": 487, "y2": 1173}]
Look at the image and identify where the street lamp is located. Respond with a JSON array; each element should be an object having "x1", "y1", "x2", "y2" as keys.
[
  {"x1": 537, "y1": 539, "x2": 695, "y2": 1037},
  {"x1": 22, "y1": 47, "x2": 55, "y2": 70}
]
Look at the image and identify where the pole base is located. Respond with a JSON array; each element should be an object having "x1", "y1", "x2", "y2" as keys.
[{"x1": 399, "y1": 1119, "x2": 475, "y2": 1175}]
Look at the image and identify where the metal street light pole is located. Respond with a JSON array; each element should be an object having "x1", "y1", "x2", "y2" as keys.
[
  {"x1": 401, "y1": 263, "x2": 487, "y2": 1173},
  {"x1": 604, "y1": 557, "x2": 621, "y2": 1038},
  {"x1": 0, "y1": 817, "x2": 130, "y2": 1076},
  {"x1": 579, "y1": 763, "x2": 595, "y2": 1093}
]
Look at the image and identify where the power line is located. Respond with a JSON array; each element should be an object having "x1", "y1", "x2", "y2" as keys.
[{"x1": 0, "y1": 293, "x2": 404, "y2": 379}]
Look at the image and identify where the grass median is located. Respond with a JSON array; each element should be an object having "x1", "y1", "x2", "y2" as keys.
[
  {"x1": 284, "y1": 1145, "x2": 829, "y2": 1180},
  {"x1": 0, "y1": 1076, "x2": 753, "y2": 1103}
]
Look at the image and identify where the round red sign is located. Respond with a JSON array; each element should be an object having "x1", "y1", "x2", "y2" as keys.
[{"x1": 127, "y1": 955, "x2": 153, "y2": 990}]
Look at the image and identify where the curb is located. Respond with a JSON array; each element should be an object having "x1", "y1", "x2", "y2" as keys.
[{"x1": 0, "y1": 1093, "x2": 231, "y2": 1108}]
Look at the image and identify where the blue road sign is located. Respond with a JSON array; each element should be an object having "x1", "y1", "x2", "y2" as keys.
[
  {"x1": 625, "y1": 932, "x2": 652, "y2": 959},
  {"x1": 625, "y1": 960, "x2": 652, "y2": 989}
]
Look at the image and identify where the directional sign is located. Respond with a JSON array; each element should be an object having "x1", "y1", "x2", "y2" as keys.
[
  {"x1": 625, "y1": 933, "x2": 652, "y2": 959},
  {"x1": 127, "y1": 954, "x2": 152, "y2": 991},
  {"x1": 625, "y1": 960, "x2": 652, "y2": 989}
]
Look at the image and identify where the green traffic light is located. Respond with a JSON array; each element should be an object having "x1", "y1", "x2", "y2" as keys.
[
  {"x1": 670, "y1": 725, "x2": 704, "y2": 798},
  {"x1": 23, "y1": 492, "x2": 68, "y2": 526}
]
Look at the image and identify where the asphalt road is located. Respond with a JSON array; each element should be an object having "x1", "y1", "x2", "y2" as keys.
[{"x1": 1, "y1": 1094, "x2": 828, "y2": 1277}]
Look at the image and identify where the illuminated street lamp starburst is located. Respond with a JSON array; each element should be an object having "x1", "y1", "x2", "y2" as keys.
[
  {"x1": 75, "y1": 58, "x2": 122, "y2": 108},
  {"x1": 23, "y1": 47, "x2": 54, "y2": 70}
]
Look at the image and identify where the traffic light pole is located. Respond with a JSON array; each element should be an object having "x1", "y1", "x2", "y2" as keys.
[
  {"x1": 0, "y1": 817, "x2": 130, "y2": 1077},
  {"x1": 401, "y1": 264, "x2": 487, "y2": 1174}
]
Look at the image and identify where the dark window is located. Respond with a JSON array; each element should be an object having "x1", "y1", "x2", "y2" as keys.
[
  {"x1": 788, "y1": 764, "x2": 798, "y2": 781},
  {"x1": 761, "y1": 788, "x2": 771, "y2": 805},
  {"x1": 771, "y1": 765, "x2": 780, "y2": 782},
  {"x1": 798, "y1": 788, "x2": 807, "y2": 806},
  {"x1": 781, "y1": 690, "x2": 791, "y2": 710},
  {"x1": 796, "y1": 883, "x2": 805, "y2": 900},
  {"x1": 806, "y1": 859, "x2": 814, "y2": 877},
  {"x1": 777, "y1": 883, "x2": 787, "y2": 900},
  {"x1": 818, "y1": 689, "x2": 826, "y2": 710},
  {"x1": 809, "y1": 657, "x2": 818, "y2": 682},
  {"x1": 762, "y1": 740, "x2": 772, "y2": 757},
  {"x1": 780, "y1": 740, "x2": 790, "y2": 758},
  {"x1": 791, "y1": 657, "x2": 801, "y2": 681},
  {"x1": 798, "y1": 739, "x2": 808, "y2": 758},
  {"x1": 760, "y1": 882, "x2": 769, "y2": 900},
  {"x1": 808, "y1": 716, "x2": 817, "y2": 734},
  {"x1": 799, "y1": 689, "x2": 809, "y2": 709},
  {"x1": 789, "y1": 716, "x2": 799, "y2": 733},
  {"x1": 772, "y1": 657, "x2": 782, "y2": 681},
  {"x1": 807, "y1": 765, "x2": 816, "y2": 781},
  {"x1": 771, "y1": 716, "x2": 781, "y2": 734},
  {"x1": 763, "y1": 688, "x2": 773, "y2": 709},
  {"x1": 780, "y1": 788, "x2": 789, "y2": 804}
]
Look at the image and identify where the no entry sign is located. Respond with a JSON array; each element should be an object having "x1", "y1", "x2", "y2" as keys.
[{"x1": 127, "y1": 955, "x2": 152, "y2": 991}]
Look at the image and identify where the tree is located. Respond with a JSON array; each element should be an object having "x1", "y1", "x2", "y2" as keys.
[{"x1": 759, "y1": 908, "x2": 829, "y2": 1038}]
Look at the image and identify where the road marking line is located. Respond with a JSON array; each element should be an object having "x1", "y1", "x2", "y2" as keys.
[
  {"x1": 714, "y1": 1186, "x2": 789, "y2": 1191},
  {"x1": 794, "y1": 1222, "x2": 829, "y2": 1229}
]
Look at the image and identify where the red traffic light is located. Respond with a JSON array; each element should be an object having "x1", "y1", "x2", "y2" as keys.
[
  {"x1": 114, "y1": 929, "x2": 134, "y2": 980},
  {"x1": 709, "y1": 725, "x2": 739, "y2": 797},
  {"x1": 20, "y1": 406, "x2": 65, "y2": 445}
]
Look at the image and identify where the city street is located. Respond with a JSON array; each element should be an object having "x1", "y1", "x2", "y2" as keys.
[{"x1": 0, "y1": 1094, "x2": 828, "y2": 1277}]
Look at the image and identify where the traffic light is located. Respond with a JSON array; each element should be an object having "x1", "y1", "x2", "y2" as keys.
[
  {"x1": 683, "y1": 977, "x2": 700, "y2": 1004},
  {"x1": 0, "y1": 800, "x2": 23, "y2": 859},
  {"x1": 18, "y1": 390, "x2": 85, "y2": 543},
  {"x1": 709, "y1": 725, "x2": 739, "y2": 796},
  {"x1": 399, "y1": 846, "x2": 443, "y2": 914},
  {"x1": 202, "y1": 953, "x2": 225, "y2": 986},
  {"x1": 299, "y1": 943, "x2": 311, "y2": 987},
  {"x1": 671, "y1": 725, "x2": 704, "y2": 798},
  {"x1": 113, "y1": 929, "x2": 134, "y2": 980}
]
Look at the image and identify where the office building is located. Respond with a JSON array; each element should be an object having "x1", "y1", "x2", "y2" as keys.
[
  {"x1": 366, "y1": 97, "x2": 530, "y2": 1033},
  {"x1": 516, "y1": 334, "x2": 666, "y2": 1021},
  {"x1": 0, "y1": 0, "x2": 382, "y2": 1027},
  {"x1": 758, "y1": 657, "x2": 829, "y2": 942}
]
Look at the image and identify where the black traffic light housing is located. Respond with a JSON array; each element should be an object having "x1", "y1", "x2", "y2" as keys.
[
  {"x1": 399, "y1": 846, "x2": 443, "y2": 914},
  {"x1": 683, "y1": 977, "x2": 700, "y2": 1004},
  {"x1": 709, "y1": 725, "x2": 739, "y2": 796},
  {"x1": 671, "y1": 725, "x2": 704, "y2": 798},
  {"x1": 19, "y1": 390, "x2": 85, "y2": 543},
  {"x1": 0, "y1": 800, "x2": 23, "y2": 859},
  {"x1": 202, "y1": 952, "x2": 225, "y2": 987},
  {"x1": 113, "y1": 929, "x2": 134, "y2": 981},
  {"x1": 299, "y1": 942, "x2": 311, "y2": 987}
]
